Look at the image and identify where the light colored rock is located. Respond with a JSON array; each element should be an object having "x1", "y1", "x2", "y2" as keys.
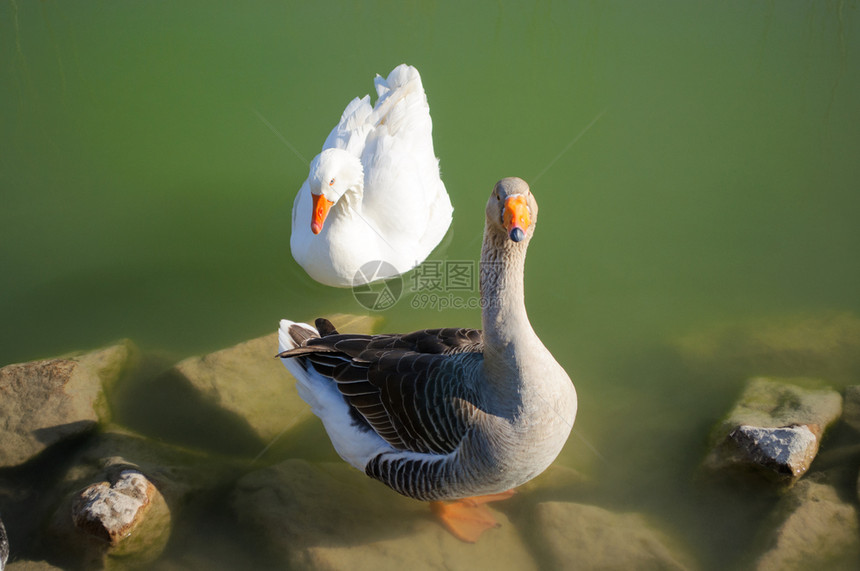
[
  {"x1": 704, "y1": 377, "x2": 842, "y2": 485},
  {"x1": 43, "y1": 427, "x2": 240, "y2": 570},
  {"x1": 50, "y1": 465, "x2": 171, "y2": 570},
  {"x1": 672, "y1": 312, "x2": 860, "y2": 386},
  {"x1": 0, "y1": 340, "x2": 137, "y2": 468},
  {"x1": 233, "y1": 459, "x2": 537, "y2": 570},
  {"x1": 720, "y1": 425, "x2": 819, "y2": 480},
  {"x1": 755, "y1": 478, "x2": 860, "y2": 570},
  {"x1": 171, "y1": 314, "x2": 381, "y2": 446},
  {"x1": 72, "y1": 470, "x2": 164, "y2": 546},
  {"x1": 532, "y1": 501, "x2": 695, "y2": 570}
]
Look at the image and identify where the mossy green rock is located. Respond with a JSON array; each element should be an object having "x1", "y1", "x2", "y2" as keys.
[
  {"x1": 44, "y1": 427, "x2": 239, "y2": 570},
  {"x1": 672, "y1": 312, "x2": 860, "y2": 386},
  {"x1": 704, "y1": 377, "x2": 842, "y2": 485},
  {"x1": 49, "y1": 469, "x2": 171, "y2": 570},
  {"x1": 710, "y1": 377, "x2": 842, "y2": 443},
  {"x1": 754, "y1": 478, "x2": 860, "y2": 570},
  {"x1": 0, "y1": 340, "x2": 137, "y2": 468},
  {"x1": 531, "y1": 501, "x2": 696, "y2": 570},
  {"x1": 170, "y1": 314, "x2": 381, "y2": 446}
]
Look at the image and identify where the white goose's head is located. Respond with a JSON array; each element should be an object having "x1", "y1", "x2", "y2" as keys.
[
  {"x1": 486, "y1": 177, "x2": 537, "y2": 243},
  {"x1": 308, "y1": 148, "x2": 364, "y2": 235}
]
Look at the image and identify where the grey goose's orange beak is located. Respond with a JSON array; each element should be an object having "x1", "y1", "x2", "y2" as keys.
[{"x1": 503, "y1": 194, "x2": 530, "y2": 242}]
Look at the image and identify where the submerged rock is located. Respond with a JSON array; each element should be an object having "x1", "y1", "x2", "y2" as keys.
[
  {"x1": 71, "y1": 470, "x2": 168, "y2": 547},
  {"x1": 49, "y1": 464, "x2": 171, "y2": 569},
  {"x1": 531, "y1": 501, "x2": 695, "y2": 570},
  {"x1": 233, "y1": 459, "x2": 537, "y2": 570},
  {"x1": 41, "y1": 427, "x2": 240, "y2": 570},
  {"x1": 172, "y1": 333, "x2": 309, "y2": 445},
  {"x1": 514, "y1": 464, "x2": 590, "y2": 500},
  {"x1": 0, "y1": 340, "x2": 137, "y2": 468},
  {"x1": 714, "y1": 377, "x2": 842, "y2": 431},
  {"x1": 164, "y1": 314, "x2": 381, "y2": 453},
  {"x1": 704, "y1": 377, "x2": 842, "y2": 485},
  {"x1": 753, "y1": 477, "x2": 860, "y2": 570},
  {"x1": 672, "y1": 312, "x2": 860, "y2": 386},
  {"x1": 61, "y1": 427, "x2": 240, "y2": 508}
]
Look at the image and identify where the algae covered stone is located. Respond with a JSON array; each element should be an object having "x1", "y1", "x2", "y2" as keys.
[
  {"x1": 754, "y1": 478, "x2": 860, "y2": 570},
  {"x1": 170, "y1": 314, "x2": 381, "y2": 446},
  {"x1": 712, "y1": 377, "x2": 842, "y2": 438},
  {"x1": 49, "y1": 466, "x2": 171, "y2": 570},
  {"x1": 0, "y1": 340, "x2": 137, "y2": 468},
  {"x1": 532, "y1": 501, "x2": 696, "y2": 570},
  {"x1": 703, "y1": 377, "x2": 842, "y2": 485},
  {"x1": 43, "y1": 427, "x2": 234, "y2": 570},
  {"x1": 672, "y1": 312, "x2": 860, "y2": 385}
]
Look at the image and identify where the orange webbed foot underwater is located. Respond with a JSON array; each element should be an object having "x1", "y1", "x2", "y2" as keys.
[{"x1": 430, "y1": 490, "x2": 517, "y2": 543}]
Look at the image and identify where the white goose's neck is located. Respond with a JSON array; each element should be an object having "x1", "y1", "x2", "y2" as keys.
[
  {"x1": 321, "y1": 149, "x2": 365, "y2": 219},
  {"x1": 336, "y1": 182, "x2": 364, "y2": 216},
  {"x1": 327, "y1": 175, "x2": 365, "y2": 230}
]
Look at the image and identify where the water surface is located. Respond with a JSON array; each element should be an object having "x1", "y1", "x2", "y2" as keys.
[{"x1": 1, "y1": 1, "x2": 859, "y2": 568}]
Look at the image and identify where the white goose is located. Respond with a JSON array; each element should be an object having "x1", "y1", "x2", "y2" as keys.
[
  {"x1": 290, "y1": 64, "x2": 453, "y2": 287},
  {"x1": 278, "y1": 178, "x2": 577, "y2": 542}
]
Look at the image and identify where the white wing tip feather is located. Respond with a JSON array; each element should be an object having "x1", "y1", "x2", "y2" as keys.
[
  {"x1": 278, "y1": 319, "x2": 316, "y2": 352},
  {"x1": 277, "y1": 319, "x2": 390, "y2": 471}
]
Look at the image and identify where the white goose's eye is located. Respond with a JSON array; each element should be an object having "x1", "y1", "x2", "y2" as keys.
[{"x1": 329, "y1": 178, "x2": 336, "y2": 186}]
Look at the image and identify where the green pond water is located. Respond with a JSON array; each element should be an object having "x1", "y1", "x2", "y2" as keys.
[{"x1": 2, "y1": 0, "x2": 859, "y2": 568}]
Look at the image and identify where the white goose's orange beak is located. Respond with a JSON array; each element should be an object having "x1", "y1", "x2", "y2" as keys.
[
  {"x1": 503, "y1": 194, "x2": 530, "y2": 242},
  {"x1": 311, "y1": 193, "x2": 335, "y2": 235}
]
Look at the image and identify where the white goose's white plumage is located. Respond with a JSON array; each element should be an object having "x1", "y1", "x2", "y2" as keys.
[
  {"x1": 290, "y1": 64, "x2": 453, "y2": 287},
  {"x1": 278, "y1": 178, "x2": 577, "y2": 541}
]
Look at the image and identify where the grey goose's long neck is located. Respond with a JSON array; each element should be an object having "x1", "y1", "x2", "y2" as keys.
[{"x1": 480, "y1": 225, "x2": 536, "y2": 355}]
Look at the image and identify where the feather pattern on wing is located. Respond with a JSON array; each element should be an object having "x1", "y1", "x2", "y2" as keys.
[{"x1": 280, "y1": 320, "x2": 485, "y2": 455}]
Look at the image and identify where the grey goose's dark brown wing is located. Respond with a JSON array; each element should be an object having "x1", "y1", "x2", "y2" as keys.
[{"x1": 278, "y1": 318, "x2": 485, "y2": 455}]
